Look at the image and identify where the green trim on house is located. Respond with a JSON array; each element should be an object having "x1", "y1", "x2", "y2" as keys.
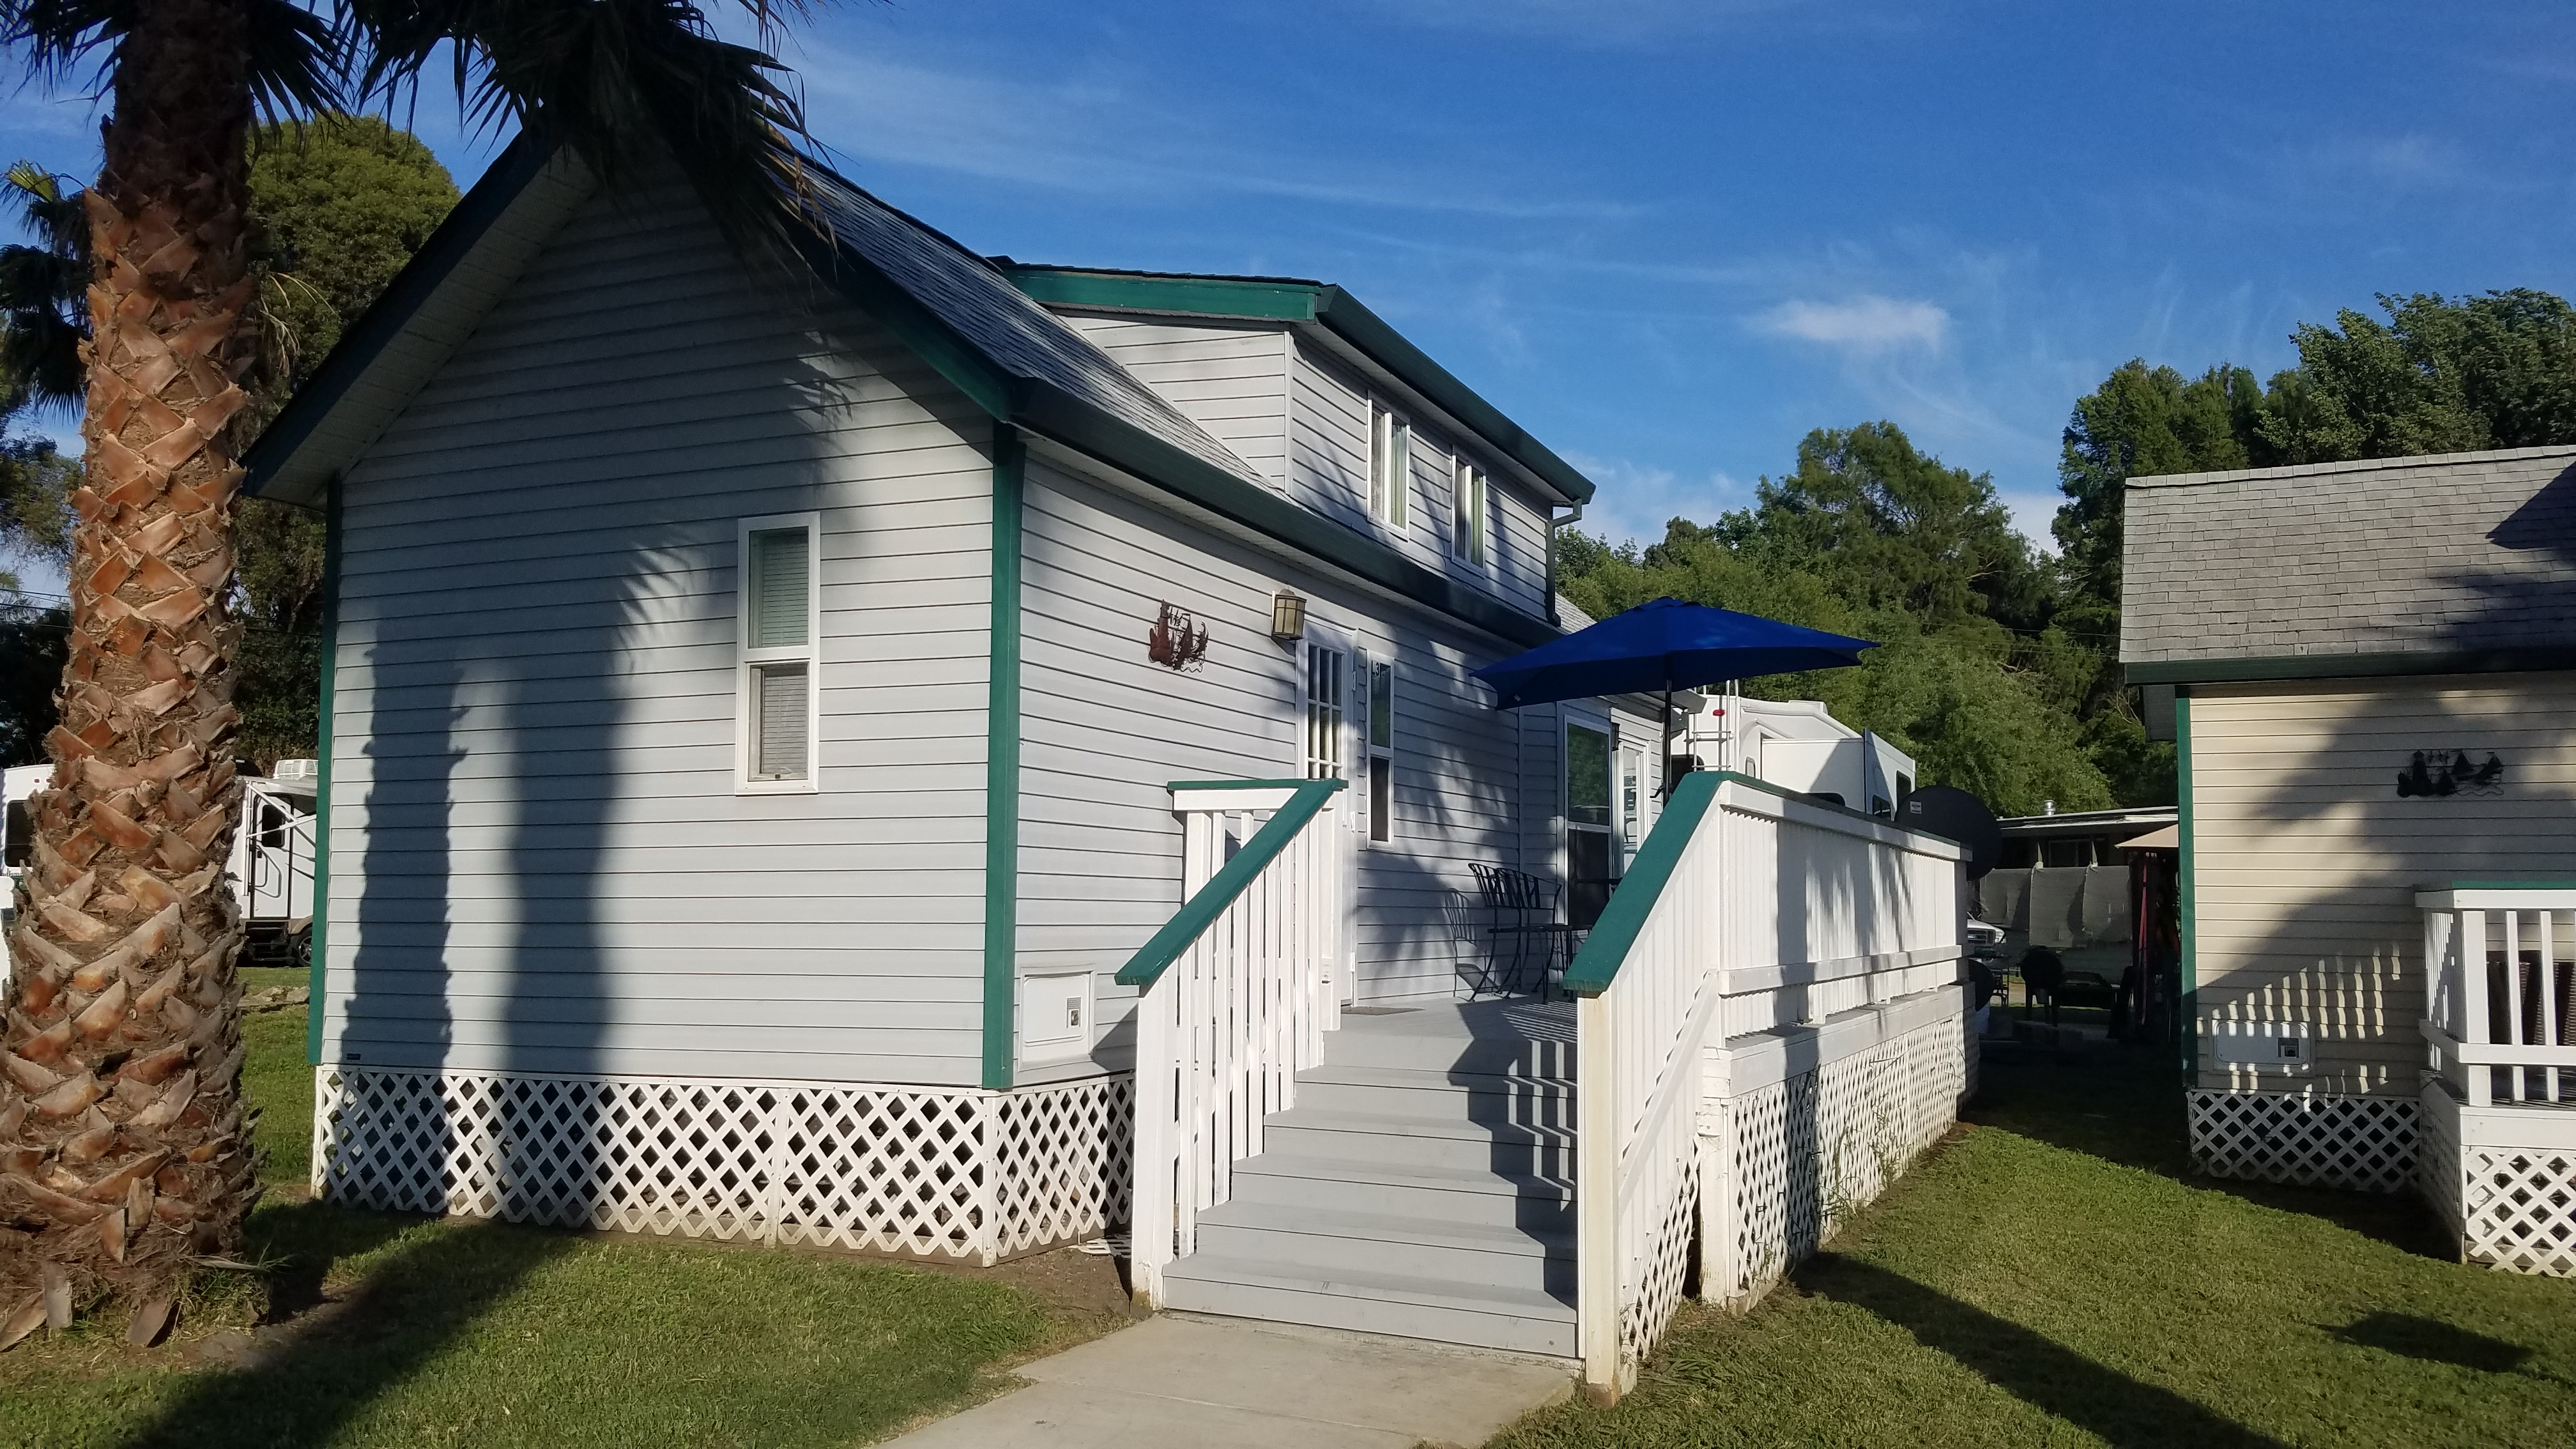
[
  {"x1": 1560, "y1": 770, "x2": 1722, "y2": 997},
  {"x1": 997, "y1": 265, "x2": 1597, "y2": 508},
  {"x1": 2126, "y1": 647, "x2": 2576, "y2": 687},
  {"x1": 308, "y1": 479, "x2": 343, "y2": 1066},
  {"x1": 982, "y1": 426, "x2": 1027, "y2": 1091},
  {"x1": 2176, "y1": 694, "x2": 2197, "y2": 1084},
  {"x1": 1114, "y1": 778, "x2": 1346, "y2": 990}
]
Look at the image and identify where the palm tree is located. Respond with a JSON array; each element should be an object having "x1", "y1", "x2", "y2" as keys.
[{"x1": 0, "y1": 0, "x2": 837, "y2": 1346}]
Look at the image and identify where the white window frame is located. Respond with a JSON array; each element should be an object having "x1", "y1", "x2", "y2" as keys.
[
  {"x1": 1303, "y1": 624, "x2": 1366, "y2": 838},
  {"x1": 735, "y1": 511, "x2": 824, "y2": 795},
  {"x1": 1369, "y1": 401, "x2": 1411, "y2": 531},
  {"x1": 1452, "y1": 457, "x2": 1487, "y2": 565}
]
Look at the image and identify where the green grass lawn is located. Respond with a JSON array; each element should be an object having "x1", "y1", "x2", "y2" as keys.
[
  {"x1": 2, "y1": 982, "x2": 1126, "y2": 1449},
  {"x1": 1490, "y1": 1048, "x2": 2576, "y2": 1449}
]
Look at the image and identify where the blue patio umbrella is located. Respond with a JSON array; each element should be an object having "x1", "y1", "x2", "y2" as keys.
[{"x1": 1473, "y1": 597, "x2": 1874, "y2": 788}]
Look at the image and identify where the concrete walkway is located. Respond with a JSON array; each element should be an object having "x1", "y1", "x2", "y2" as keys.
[{"x1": 882, "y1": 1314, "x2": 1574, "y2": 1448}]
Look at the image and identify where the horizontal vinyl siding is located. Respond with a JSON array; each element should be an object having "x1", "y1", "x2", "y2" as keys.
[
  {"x1": 325, "y1": 183, "x2": 996, "y2": 1087},
  {"x1": 2189, "y1": 673, "x2": 2576, "y2": 1096},
  {"x1": 1014, "y1": 461, "x2": 1548, "y2": 1066},
  {"x1": 1060, "y1": 316, "x2": 1289, "y2": 487},
  {"x1": 1287, "y1": 340, "x2": 1552, "y2": 620}
]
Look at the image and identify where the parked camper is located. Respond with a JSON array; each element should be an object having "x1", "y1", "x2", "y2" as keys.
[
  {"x1": 1, "y1": 760, "x2": 318, "y2": 965},
  {"x1": 1679, "y1": 695, "x2": 1916, "y2": 817}
]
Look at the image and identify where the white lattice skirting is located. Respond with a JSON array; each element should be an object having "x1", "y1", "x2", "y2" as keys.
[
  {"x1": 2187, "y1": 1088, "x2": 2419, "y2": 1194},
  {"x1": 312, "y1": 1065, "x2": 1133, "y2": 1263},
  {"x1": 1711, "y1": 995, "x2": 1971, "y2": 1307},
  {"x1": 2419, "y1": 1083, "x2": 2576, "y2": 1276}
]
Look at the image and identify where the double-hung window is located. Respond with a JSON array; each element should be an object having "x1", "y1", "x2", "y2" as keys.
[
  {"x1": 1452, "y1": 460, "x2": 1486, "y2": 564},
  {"x1": 1369, "y1": 403, "x2": 1410, "y2": 530},
  {"x1": 1304, "y1": 643, "x2": 1346, "y2": 784},
  {"x1": 737, "y1": 513, "x2": 821, "y2": 792}
]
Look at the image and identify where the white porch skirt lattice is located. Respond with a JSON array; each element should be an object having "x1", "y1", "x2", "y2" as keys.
[
  {"x1": 312, "y1": 1065, "x2": 1133, "y2": 1263},
  {"x1": 1706, "y1": 995, "x2": 1973, "y2": 1310},
  {"x1": 2186, "y1": 1088, "x2": 2419, "y2": 1194},
  {"x1": 2419, "y1": 1082, "x2": 2576, "y2": 1276}
]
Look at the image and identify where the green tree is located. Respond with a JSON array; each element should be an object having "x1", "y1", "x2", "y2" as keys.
[
  {"x1": 2053, "y1": 360, "x2": 2265, "y2": 626},
  {"x1": 0, "y1": 0, "x2": 845, "y2": 1339},
  {"x1": 2256, "y1": 290, "x2": 2576, "y2": 463},
  {"x1": 1559, "y1": 423, "x2": 2115, "y2": 818}
]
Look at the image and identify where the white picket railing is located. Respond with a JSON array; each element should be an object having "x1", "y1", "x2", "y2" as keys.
[
  {"x1": 2420, "y1": 886, "x2": 2576, "y2": 1107},
  {"x1": 1120, "y1": 778, "x2": 1347, "y2": 1306},
  {"x1": 1570, "y1": 772, "x2": 1963, "y2": 1397}
]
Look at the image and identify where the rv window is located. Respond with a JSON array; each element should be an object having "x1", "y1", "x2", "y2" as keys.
[
  {"x1": 2040, "y1": 838, "x2": 2094, "y2": 868},
  {"x1": 737, "y1": 513, "x2": 822, "y2": 792},
  {"x1": 3, "y1": 800, "x2": 28, "y2": 869}
]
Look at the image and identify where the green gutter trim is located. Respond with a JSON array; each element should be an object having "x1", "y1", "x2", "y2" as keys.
[
  {"x1": 307, "y1": 479, "x2": 342, "y2": 1065},
  {"x1": 246, "y1": 138, "x2": 555, "y2": 505},
  {"x1": 982, "y1": 426, "x2": 1026, "y2": 1091},
  {"x1": 2177, "y1": 694, "x2": 2197, "y2": 1085},
  {"x1": 1560, "y1": 772, "x2": 1722, "y2": 997},
  {"x1": 1114, "y1": 778, "x2": 1346, "y2": 990},
  {"x1": 2126, "y1": 648, "x2": 2576, "y2": 686},
  {"x1": 1003, "y1": 270, "x2": 1322, "y2": 323}
]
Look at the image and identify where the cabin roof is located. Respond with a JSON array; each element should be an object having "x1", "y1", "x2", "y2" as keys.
[
  {"x1": 997, "y1": 263, "x2": 1595, "y2": 507},
  {"x1": 2121, "y1": 444, "x2": 2576, "y2": 685},
  {"x1": 242, "y1": 143, "x2": 1567, "y2": 647}
]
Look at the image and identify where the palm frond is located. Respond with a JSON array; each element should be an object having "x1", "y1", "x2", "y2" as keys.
[
  {"x1": 245, "y1": 0, "x2": 347, "y2": 121},
  {"x1": 351, "y1": 0, "x2": 838, "y2": 262},
  {"x1": 2, "y1": 0, "x2": 346, "y2": 116},
  {"x1": 0, "y1": 157, "x2": 87, "y2": 417}
]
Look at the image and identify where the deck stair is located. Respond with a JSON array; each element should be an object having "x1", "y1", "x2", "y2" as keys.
[{"x1": 1158, "y1": 998, "x2": 1580, "y2": 1356}]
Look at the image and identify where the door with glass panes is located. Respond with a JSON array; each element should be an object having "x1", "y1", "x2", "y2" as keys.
[
  {"x1": 1301, "y1": 631, "x2": 1367, "y2": 1001},
  {"x1": 1565, "y1": 717, "x2": 1614, "y2": 931}
]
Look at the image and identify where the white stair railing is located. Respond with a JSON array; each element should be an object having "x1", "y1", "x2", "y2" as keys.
[
  {"x1": 1119, "y1": 778, "x2": 1346, "y2": 1307},
  {"x1": 1569, "y1": 772, "x2": 1963, "y2": 1399},
  {"x1": 2420, "y1": 886, "x2": 2576, "y2": 1106}
]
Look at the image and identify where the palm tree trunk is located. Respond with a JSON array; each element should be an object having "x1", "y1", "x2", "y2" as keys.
[{"x1": 2, "y1": 0, "x2": 256, "y2": 1340}]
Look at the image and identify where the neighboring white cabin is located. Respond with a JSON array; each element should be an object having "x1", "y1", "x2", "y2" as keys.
[{"x1": 244, "y1": 154, "x2": 1624, "y2": 1098}]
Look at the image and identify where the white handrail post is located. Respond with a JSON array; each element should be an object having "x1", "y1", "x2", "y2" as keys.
[
  {"x1": 1575, "y1": 986, "x2": 1621, "y2": 1400},
  {"x1": 2462, "y1": 909, "x2": 2492, "y2": 1107},
  {"x1": 1130, "y1": 967, "x2": 1175, "y2": 1308}
]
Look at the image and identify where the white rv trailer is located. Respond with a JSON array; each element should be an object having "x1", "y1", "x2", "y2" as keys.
[
  {"x1": 2, "y1": 759, "x2": 319, "y2": 965},
  {"x1": 1679, "y1": 694, "x2": 1917, "y2": 818}
]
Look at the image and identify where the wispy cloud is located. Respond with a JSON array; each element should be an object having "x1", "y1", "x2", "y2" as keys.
[
  {"x1": 788, "y1": 42, "x2": 1642, "y2": 222},
  {"x1": 1753, "y1": 295, "x2": 1949, "y2": 353},
  {"x1": 1563, "y1": 454, "x2": 1753, "y2": 549},
  {"x1": 1351, "y1": 0, "x2": 1915, "y2": 47}
]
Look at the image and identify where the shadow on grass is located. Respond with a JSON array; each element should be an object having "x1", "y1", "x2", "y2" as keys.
[
  {"x1": 119, "y1": 1215, "x2": 572, "y2": 1449},
  {"x1": 2332, "y1": 1311, "x2": 2532, "y2": 1374},
  {"x1": 1802, "y1": 1254, "x2": 2290, "y2": 1449},
  {"x1": 1966, "y1": 1046, "x2": 2452, "y2": 1260}
]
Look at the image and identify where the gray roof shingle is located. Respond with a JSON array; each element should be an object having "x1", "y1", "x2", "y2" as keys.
[{"x1": 2120, "y1": 445, "x2": 2576, "y2": 671}]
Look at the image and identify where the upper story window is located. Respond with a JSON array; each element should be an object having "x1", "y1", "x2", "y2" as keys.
[
  {"x1": 1452, "y1": 460, "x2": 1486, "y2": 564},
  {"x1": 1370, "y1": 403, "x2": 1410, "y2": 530},
  {"x1": 738, "y1": 512, "x2": 822, "y2": 793}
]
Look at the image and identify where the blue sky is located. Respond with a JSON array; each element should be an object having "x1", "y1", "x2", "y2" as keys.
[{"x1": 8, "y1": 0, "x2": 2576, "y2": 567}]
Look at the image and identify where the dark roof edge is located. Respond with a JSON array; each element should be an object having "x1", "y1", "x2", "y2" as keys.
[
  {"x1": 2129, "y1": 443, "x2": 2576, "y2": 492},
  {"x1": 999, "y1": 266, "x2": 1596, "y2": 507},
  {"x1": 2127, "y1": 648, "x2": 2576, "y2": 686},
  {"x1": 244, "y1": 136, "x2": 558, "y2": 507}
]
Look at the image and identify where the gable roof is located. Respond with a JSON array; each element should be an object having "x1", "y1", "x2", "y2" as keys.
[
  {"x1": 995, "y1": 264, "x2": 1595, "y2": 508},
  {"x1": 2122, "y1": 444, "x2": 2576, "y2": 684},
  {"x1": 245, "y1": 146, "x2": 1562, "y2": 648}
]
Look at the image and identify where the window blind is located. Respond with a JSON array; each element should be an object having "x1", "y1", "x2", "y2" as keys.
[
  {"x1": 749, "y1": 528, "x2": 809, "y2": 648},
  {"x1": 753, "y1": 663, "x2": 809, "y2": 779}
]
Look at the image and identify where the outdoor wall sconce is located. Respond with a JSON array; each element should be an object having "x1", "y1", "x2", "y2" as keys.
[
  {"x1": 1269, "y1": 589, "x2": 1308, "y2": 643},
  {"x1": 1149, "y1": 602, "x2": 1210, "y2": 671}
]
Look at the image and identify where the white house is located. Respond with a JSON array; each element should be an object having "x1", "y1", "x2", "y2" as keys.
[{"x1": 244, "y1": 143, "x2": 1971, "y2": 1392}]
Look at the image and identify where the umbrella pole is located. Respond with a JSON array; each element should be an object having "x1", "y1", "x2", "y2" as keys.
[{"x1": 1659, "y1": 686, "x2": 1675, "y2": 799}]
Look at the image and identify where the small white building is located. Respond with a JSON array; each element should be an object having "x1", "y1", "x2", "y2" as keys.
[{"x1": 235, "y1": 142, "x2": 1972, "y2": 1390}]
